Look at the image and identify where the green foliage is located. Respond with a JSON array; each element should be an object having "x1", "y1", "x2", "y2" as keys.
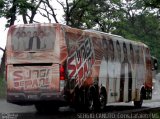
[
  {"x1": 0, "y1": 0, "x2": 160, "y2": 70},
  {"x1": 0, "y1": 0, "x2": 39, "y2": 26},
  {"x1": 112, "y1": 7, "x2": 160, "y2": 70},
  {"x1": 0, "y1": 73, "x2": 5, "y2": 98},
  {"x1": 0, "y1": 0, "x2": 4, "y2": 16},
  {"x1": 16, "y1": 0, "x2": 34, "y2": 14},
  {"x1": 144, "y1": 0, "x2": 160, "y2": 8},
  {"x1": 0, "y1": 0, "x2": 4, "y2": 8}
]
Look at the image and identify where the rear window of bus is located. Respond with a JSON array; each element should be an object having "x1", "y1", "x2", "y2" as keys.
[{"x1": 11, "y1": 28, "x2": 56, "y2": 51}]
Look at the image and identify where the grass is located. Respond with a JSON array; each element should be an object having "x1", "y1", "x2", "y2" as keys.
[{"x1": 0, "y1": 74, "x2": 6, "y2": 98}]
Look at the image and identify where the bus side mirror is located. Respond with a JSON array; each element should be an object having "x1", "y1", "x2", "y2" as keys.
[{"x1": 152, "y1": 59, "x2": 158, "y2": 71}]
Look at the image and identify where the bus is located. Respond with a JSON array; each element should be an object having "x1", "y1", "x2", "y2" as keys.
[{"x1": 5, "y1": 23, "x2": 154, "y2": 112}]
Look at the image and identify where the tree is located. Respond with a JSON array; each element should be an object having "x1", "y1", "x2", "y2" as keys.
[
  {"x1": 0, "y1": 0, "x2": 160, "y2": 69},
  {"x1": 112, "y1": 0, "x2": 160, "y2": 69},
  {"x1": 56, "y1": 0, "x2": 123, "y2": 32},
  {"x1": 56, "y1": 0, "x2": 96, "y2": 28},
  {"x1": 39, "y1": 0, "x2": 58, "y2": 23},
  {"x1": 0, "y1": 0, "x2": 5, "y2": 16},
  {"x1": 144, "y1": 0, "x2": 160, "y2": 8},
  {"x1": 3, "y1": 0, "x2": 44, "y2": 27},
  {"x1": 0, "y1": 47, "x2": 4, "y2": 75},
  {"x1": 0, "y1": 47, "x2": 4, "y2": 52}
]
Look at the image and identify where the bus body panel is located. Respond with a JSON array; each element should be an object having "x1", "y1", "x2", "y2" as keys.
[
  {"x1": 5, "y1": 23, "x2": 152, "y2": 106},
  {"x1": 6, "y1": 24, "x2": 67, "y2": 104}
]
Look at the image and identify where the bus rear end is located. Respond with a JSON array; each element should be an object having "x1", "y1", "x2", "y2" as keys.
[{"x1": 5, "y1": 24, "x2": 68, "y2": 107}]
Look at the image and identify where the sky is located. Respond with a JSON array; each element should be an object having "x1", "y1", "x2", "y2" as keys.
[
  {"x1": 0, "y1": 1, "x2": 64, "y2": 59},
  {"x1": 0, "y1": 17, "x2": 7, "y2": 49},
  {"x1": 0, "y1": 17, "x2": 8, "y2": 60}
]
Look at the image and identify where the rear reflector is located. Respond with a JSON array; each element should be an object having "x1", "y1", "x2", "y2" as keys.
[{"x1": 60, "y1": 80, "x2": 65, "y2": 91}]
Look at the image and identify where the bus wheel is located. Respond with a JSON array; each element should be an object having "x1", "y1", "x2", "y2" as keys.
[
  {"x1": 87, "y1": 87, "x2": 98, "y2": 112},
  {"x1": 134, "y1": 89, "x2": 144, "y2": 108},
  {"x1": 35, "y1": 104, "x2": 46, "y2": 113},
  {"x1": 73, "y1": 88, "x2": 83, "y2": 111},
  {"x1": 35, "y1": 104, "x2": 45, "y2": 113},
  {"x1": 99, "y1": 89, "x2": 107, "y2": 110}
]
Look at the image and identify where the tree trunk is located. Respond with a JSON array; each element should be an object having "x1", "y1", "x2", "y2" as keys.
[
  {"x1": 0, "y1": 48, "x2": 5, "y2": 76},
  {"x1": 9, "y1": 0, "x2": 17, "y2": 26}
]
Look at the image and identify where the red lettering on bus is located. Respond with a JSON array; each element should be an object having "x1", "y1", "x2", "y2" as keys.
[
  {"x1": 32, "y1": 79, "x2": 38, "y2": 89},
  {"x1": 68, "y1": 56, "x2": 76, "y2": 78},
  {"x1": 13, "y1": 71, "x2": 23, "y2": 81},
  {"x1": 84, "y1": 61, "x2": 88, "y2": 77},
  {"x1": 25, "y1": 80, "x2": 32, "y2": 89},
  {"x1": 78, "y1": 67, "x2": 84, "y2": 81},
  {"x1": 14, "y1": 82, "x2": 19, "y2": 87}
]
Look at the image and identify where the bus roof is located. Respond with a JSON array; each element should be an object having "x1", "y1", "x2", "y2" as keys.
[
  {"x1": 84, "y1": 29, "x2": 147, "y2": 47},
  {"x1": 84, "y1": 29, "x2": 124, "y2": 38},
  {"x1": 8, "y1": 23, "x2": 148, "y2": 48}
]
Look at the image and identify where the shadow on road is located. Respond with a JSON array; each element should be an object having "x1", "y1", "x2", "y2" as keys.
[{"x1": 1, "y1": 105, "x2": 149, "y2": 119}]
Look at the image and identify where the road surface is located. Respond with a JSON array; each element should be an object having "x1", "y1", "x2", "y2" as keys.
[{"x1": 0, "y1": 94, "x2": 159, "y2": 119}]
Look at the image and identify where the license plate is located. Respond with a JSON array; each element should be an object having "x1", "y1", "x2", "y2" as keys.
[{"x1": 27, "y1": 94, "x2": 38, "y2": 99}]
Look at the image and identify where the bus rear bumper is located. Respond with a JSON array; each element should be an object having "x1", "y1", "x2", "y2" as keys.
[{"x1": 7, "y1": 92, "x2": 68, "y2": 106}]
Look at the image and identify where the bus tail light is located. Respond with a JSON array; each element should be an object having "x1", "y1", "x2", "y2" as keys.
[
  {"x1": 60, "y1": 65, "x2": 65, "y2": 80},
  {"x1": 60, "y1": 65, "x2": 65, "y2": 91}
]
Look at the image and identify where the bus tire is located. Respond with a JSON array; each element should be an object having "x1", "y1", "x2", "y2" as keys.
[
  {"x1": 73, "y1": 88, "x2": 83, "y2": 111},
  {"x1": 99, "y1": 87, "x2": 107, "y2": 110},
  {"x1": 35, "y1": 104, "x2": 45, "y2": 113},
  {"x1": 134, "y1": 88, "x2": 144, "y2": 108},
  {"x1": 87, "y1": 87, "x2": 98, "y2": 112}
]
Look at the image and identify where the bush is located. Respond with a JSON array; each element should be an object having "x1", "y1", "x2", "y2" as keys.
[{"x1": 0, "y1": 74, "x2": 6, "y2": 98}]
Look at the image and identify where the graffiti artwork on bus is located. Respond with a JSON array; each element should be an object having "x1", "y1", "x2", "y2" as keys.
[
  {"x1": 12, "y1": 67, "x2": 52, "y2": 90},
  {"x1": 67, "y1": 38, "x2": 95, "y2": 85}
]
